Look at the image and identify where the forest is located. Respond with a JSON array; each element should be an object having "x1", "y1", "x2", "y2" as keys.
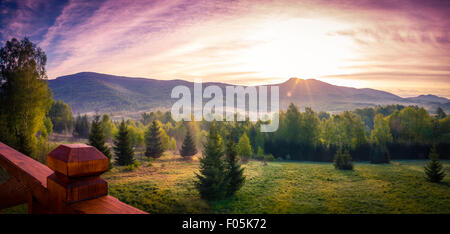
[
  {"x1": 1, "y1": 38, "x2": 449, "y2": 214},
  {"x1": 43, "y1": 101, "x2": 450, "y2": 162}
]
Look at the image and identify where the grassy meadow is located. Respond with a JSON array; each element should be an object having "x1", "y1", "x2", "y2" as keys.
[
  {"x1": 2, "y1": 151, "x2": 450, "y2": 214},
  {"x1": 104, "y1": 154, "x2": 450, "y2": 214}
]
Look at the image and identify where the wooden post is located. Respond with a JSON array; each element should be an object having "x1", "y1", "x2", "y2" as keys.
[
  {"x1": 1, "y1": 141, "x2": 146, "y2": 214},
  {"x1": 46, "y1": 144, "x2": 109, "y2": 213}
]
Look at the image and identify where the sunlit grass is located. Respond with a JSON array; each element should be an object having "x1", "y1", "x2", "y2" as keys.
[
  {"x1": 103, "y1": 154, "x2": 450, "y2": 214},
  {"x1": 2, "y1": 152, "x2": 449, "y2": 214}
]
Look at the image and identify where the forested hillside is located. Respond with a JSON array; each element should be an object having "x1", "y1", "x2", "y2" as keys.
[{"x1": 48, "y1": 72, "x2": 450, "y2": 114}]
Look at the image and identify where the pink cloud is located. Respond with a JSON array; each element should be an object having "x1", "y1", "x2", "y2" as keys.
[{"x1": 11, "y1": 0, "x2": 446, "y2": 98}]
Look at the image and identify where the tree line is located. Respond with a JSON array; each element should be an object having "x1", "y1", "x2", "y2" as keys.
[
  {"x1": 1, "y1": 38, "x2": 448, "y2": 164},
  {"x1": 1, "y1": 37, "x2": 447, "y2": 200}
]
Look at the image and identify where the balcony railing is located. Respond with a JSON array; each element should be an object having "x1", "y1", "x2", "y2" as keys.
[{"x1": 0, "y1": 142, "x2": 146, "y2": 214}]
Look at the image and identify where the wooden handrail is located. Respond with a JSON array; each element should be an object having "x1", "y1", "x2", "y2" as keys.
[{"x1": 0, "y1": 142, "x2": 146, "y2": 214}]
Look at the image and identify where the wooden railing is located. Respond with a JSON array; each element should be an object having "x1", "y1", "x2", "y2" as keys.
[{"x1": 0, "y1": 142, "x2": 146, "y2": 214}]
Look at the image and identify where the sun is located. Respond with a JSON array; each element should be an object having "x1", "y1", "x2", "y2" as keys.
[{"x1": 232, "y1": 18, "x2": 358, "y2": 81}]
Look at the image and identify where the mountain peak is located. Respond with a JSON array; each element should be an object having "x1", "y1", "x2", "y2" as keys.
[
  {"x1": 48, "y1": 72, "x2": 449, "y2": 113},
  {"x1": 406, "y1": 94, "x2": 449, "y2": 103},
  {"x1": 285, "y1": 77, "x2": 303, "y2": 83},
  {"x1": 284, "y1": 77, "x2": 323, "y2": 84}
]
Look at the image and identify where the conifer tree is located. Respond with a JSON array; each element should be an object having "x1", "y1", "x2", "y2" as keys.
[
  {"x1": 195, "y1": 123, "x2": 228, "y2": 200},
  {"x1": 74, "y1": 114, "x2": 90, "y2": 138},
  {"x1": 436, "y1": 107, "x2": 446, "y2": 120},
  {"x1": 145, "y1": 120, "x2": 164, "y2": 158},
  {"x1": 333, "y1": 148, "x2": 353, "y2": 170},
  {"x1": 424, "y1": 146, "x2": 446, "y2": 183},
  {"x1": 180, "y1": 129, "x2": 197, "y2": 157},
  {"x1": 225, "y1": 130, "x2": 245, "y2": 196},
  {"x1": 89, "y1": 115, "x2": 112, "y2": 167},
  {"x1": 113, "y1": 120, "x2": 134, "y2": 166}
]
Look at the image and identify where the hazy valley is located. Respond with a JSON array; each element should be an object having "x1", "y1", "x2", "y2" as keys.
[{"x1": 49, "y1": 72, "x2": 450, "y2": 116}]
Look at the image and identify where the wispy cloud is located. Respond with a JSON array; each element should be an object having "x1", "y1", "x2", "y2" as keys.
[{"x1": 0, "y1": 0, "x2": 449, "y2": 97}]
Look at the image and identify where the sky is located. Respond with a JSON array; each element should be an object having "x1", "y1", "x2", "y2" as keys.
[{"x1": 0, "y1": 0, "x2": 449, "y2": 98}]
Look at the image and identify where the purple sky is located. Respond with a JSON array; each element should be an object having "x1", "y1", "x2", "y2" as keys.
[{"x1": 1, "y1": 0, "x2": 449, "y2": 97}]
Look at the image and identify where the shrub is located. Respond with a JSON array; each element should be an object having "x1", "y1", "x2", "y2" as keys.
[
  {"x1": 238, "y1": 133, "x2": 253, "y2": 162},
  {"x1": 285, "y1": 154, "x2": 291, "y2": 160},
  {"x1": 124, "y1": 160, "x2": 140, "y2": 171},
  {"x1": 264, "y1": 154, "x2": 275, "y2": 162},
  {"x1": 124, "y1": 164, "x2": 136, "y2": 171},
  {"x1": 333, "y1": 149, "x2": 353, "y2": 170},
  {"x1": 254, "y1": 147, "x2": 265, "y2": 160}
]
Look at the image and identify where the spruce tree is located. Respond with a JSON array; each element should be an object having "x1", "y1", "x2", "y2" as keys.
[
  {"x1": 333, "y1": 148, "x2": 353, "y2": 170},
  {"x1": 74, "y1": 114, "x2": 90, "y2": 138},
  {"x1": 80, "y1": 115, "x2": 90, "y2": 138},
  {"x1": 225, "y1": 130, "x2": 245, "y2": 197},
  {"x1": 424, "y1": 146, "x2": 446, "y2": 183},
  {"x1": 180, "y1": 129, "x2": 197, "y2": 157},
  {"x1": 436, "y1": 107, "x2": 446, "y2": 120},
  {"x1": 195, "y1": 123, "x2": 228, "y2": 201},
  {"x1": 145, "y1": 120, "x2": 164, "y2": 158},
  {"x1": 89, "y1": 115, "x2": 112, "y2": 167},
  {"x1": 113, "y1": 120, "x2": 135, "y2": 166},
  {"x1": 73, "y1": 114, "x2": 81, "y2": 137}
]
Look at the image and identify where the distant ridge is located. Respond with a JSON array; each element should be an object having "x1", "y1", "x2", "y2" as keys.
[{"x1": 48, "y1": 72, "x2": 449, "y2": 114}]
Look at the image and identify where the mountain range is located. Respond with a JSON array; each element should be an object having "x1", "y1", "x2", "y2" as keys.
[{"x1": 48, "y1": 72, "x2": 449, "y2": 115}]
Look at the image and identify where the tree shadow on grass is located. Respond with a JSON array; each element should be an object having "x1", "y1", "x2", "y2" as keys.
[{"x1": 335, "y1": 167, "x2": 365, "y2": 182}]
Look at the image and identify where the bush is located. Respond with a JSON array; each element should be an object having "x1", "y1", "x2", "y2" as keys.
[
  {"x1": 333, "y1": 149, "x2": 353, "y2": 170},
  {"x1": 238, "y1": 133, "x2": 253, "y2": 162},
  {"x1": 254, "y1": 155, "x2": 264, "y2": 161},
  {"x1": 124, "y1": 164, "x2": 136, "y2": 171},
  {"x1": 254, "y1": 147, "x2": 265, "y2": 160},
  {"x1": 264, "y1": 154, "x2": 275, "y2": 162},
  {"x1": 124, "y1": 160, "x2": 140, "y2": 171}
]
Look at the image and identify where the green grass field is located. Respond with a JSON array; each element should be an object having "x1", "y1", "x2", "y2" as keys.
[
  {"x1": 103, "y1": 154, "x2": 450, "y2": 214},
  {"x1": 2, "y1": 153, "x2": 450, "y2": 214}
]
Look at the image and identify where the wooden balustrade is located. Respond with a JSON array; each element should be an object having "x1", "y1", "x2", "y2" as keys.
[{"x1": 0, "y1": 142, "x2": 146, "y2": 214}]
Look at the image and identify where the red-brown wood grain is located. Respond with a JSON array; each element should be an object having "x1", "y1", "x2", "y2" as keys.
[
  {"x1": 0, "y1": 176, "x2": 28, "y2": 210},
  {"x1": 47, "y1": 144, "x2": 108, "y2": 177},
  {"x1": 69, "y1": 195, "x2": 147, "y2": 214},
  {"x1": 0, "y1": 141, "x2": 147, "y2": 214},
  {"x1": 0, "y1": 142, "x2": 52, "y2": 207},
  {"x1": 47, "y1": 173, "x2": 108, "y2": 203}
]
